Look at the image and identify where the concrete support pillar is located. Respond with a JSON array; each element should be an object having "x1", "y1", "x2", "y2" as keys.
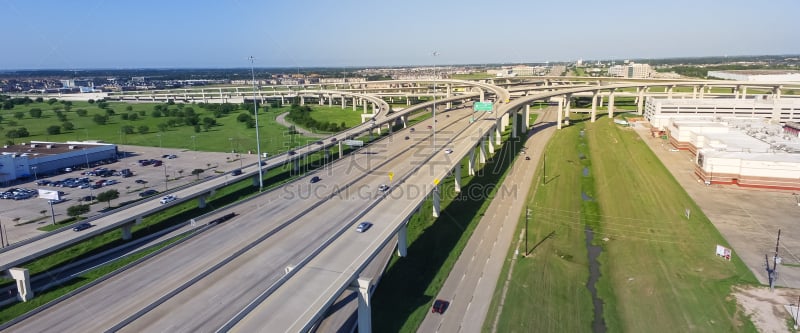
[
  {"x1": 454, "y1": 162, "x2": 462, "y2": 193},
  {"x1": 774, "y1": 86, "x2": 782, "y2": 99},
  {"x1": 280, "y1": 95, "x2": 285, "y2": 106},
  {"x1": 319, "y1": 94, "x2": 324, "y2": 105},
  {"x1": 121, "y1": 222, "x2": 133, "y2": 240},
  {"x1": 734, "y1": 85, "x2": 740, "y2": 99},
  {"x1": 637, "y1": 87, "x2": 645, "y2": 115},
  {"x1": 511, "y1": 108, "x2": 518, "y2": 138},
  {"x1": 338, "y1": 141, "x2": 343, "y2": 159},
  {"x1": 479, "y1": 90, "x2": 485, "y2": 102},
  {"x1": 591, "y1": 91, "x2": 598, "y2": 122},
  {"x1": 494, "y1": 120, "x2": 502, "y2": 146},
  {"x1": 608, "y1": 89, "x2": 616, "y2": 119},
  {"x1": 668, "y1": 85, "x2": 674, "y2": 99},
  {"x1": 397, "y1": 222, "x2": 408, "y2": 257},
  {"x1": 446, "y1": 84, "x2": 452, "y2": 109},
  {"x1": 353, "y1": 97, "x2": 357, "y2": 111},
  {"x1": 349, "y1": 278, "x2": 373, "y2": 333},
  {"x1": 487, "y1": 133, "x2": 495, "y2": 154},
  {"x1": 599, "y1": 93, "x2": 604, "y2": 108},
  {"x1": 9, "y1": 268, "x2": 33, "y2": 302},
  {"x1": 341, "y1": 96, "x2": 346, "y2": 109},
  {"x1": 431, "y1": 185, "x2": 441, "y2": 218},
  {"x1": 479, "y1": 140, "x2": 487, "y2": 164},
  {"x1": 363, "y1": 101, "x2": 368, "y2": 113},
  {"x1": 692, "y1": 85, "x2": 698, "y2": 99},
  {"x1": 300, "y1": 96, "x2": 305, "y2": 105},
  {"x1": 699, "y1": 85, "x2": 706, "y2": 99},
  {"x1": 557, "y1": 97, "x2": 563, "y2": 130},
  {"x1": 468, "y1": 147, "x2": 476, "y2": 176},
  {"x1": 406, "y1": 96, "x2": 411, "y2": 106},
  {"x1": 197, "y1": 194, "x2": 208, "y2": 209},
  {"x1": 293, "y1": 159, "x2": 300, "y2": 173},
  {"x1": 328, "y1": 96, "x2": 333, "y2": 107},
  {"x1": 402, "y1": 115, "x2": 408, "y2": 128},
  {"x1": 741, "y1": 86, "x2": 747, "y2": 99},
  {"x1": 523, "y1": 104, "x2": 530, "y2": 132},
  {"x1": 564, "y1": 94, "x2": 571, "y2": 126},
  {"x1": 500, "y1": 112, "x2": 509, "y2": 129}
]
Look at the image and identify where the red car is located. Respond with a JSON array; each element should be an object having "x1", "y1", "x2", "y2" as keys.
[{"x1": 432, "y1": 299, "x2": 449, "y2": 314}]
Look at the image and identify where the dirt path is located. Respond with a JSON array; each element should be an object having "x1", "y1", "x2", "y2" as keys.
[{"x1": 734, "y1": 286, "x2": 799, "y2": 333}]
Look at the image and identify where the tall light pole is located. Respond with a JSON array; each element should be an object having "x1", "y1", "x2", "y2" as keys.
[
  {"x1": 432, "y1": 51, "x2": 439, "y2": 153},
  {"x1": 249, "y1": 56, "x2": 264, "y2": 191}
]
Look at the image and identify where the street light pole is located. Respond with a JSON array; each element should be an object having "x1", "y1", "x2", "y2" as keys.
[
  {"x1": 525, "y1": 207, "x2": 530, "y2": 255},
  {"x1": 249, "y1": 56, "x2": 264, "y2": 192},
  {"x1": 432, "y1": 51, "x2": 439, "y2": 153},
  {"x1": 164, "y1": 163, "x2": 169, "y2": 191}
]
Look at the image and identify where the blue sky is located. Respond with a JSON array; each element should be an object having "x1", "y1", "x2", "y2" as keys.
[{"x1": 2, "y1": 0, "x2": 798, "y2": 69}]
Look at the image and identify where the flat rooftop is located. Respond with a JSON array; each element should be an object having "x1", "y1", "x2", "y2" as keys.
[
  {"x1": 710, "y1": 69, "x2": 800, "y2": 76},
  {"x1": 0, "y1": 141, "x2": 112, "y2": 159}
]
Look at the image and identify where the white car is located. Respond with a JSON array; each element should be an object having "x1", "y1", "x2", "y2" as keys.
[
  {"x1": 444, "y1": 148, "x2": 453, "y2": 154},
  {"x1": 160, "y1": 195, "x2": 177, "y2": 204},
  {"x1": 378, "y1": 184, "x2": 390, "y2": 192}
]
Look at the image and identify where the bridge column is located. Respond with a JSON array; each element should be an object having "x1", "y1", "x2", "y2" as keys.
[
  {"x1": 9, "y1": 268, "x2": 32, "y2": 302},
  {"x1": 349, "y1": 278, "x2": 373, "y2": 333},
  {"x1": 197, "y1": 194, "x2": 208, "y2": 209},
  {"x1": 454, "y1": 162, "x2": 462, "y2": 193},
  {"x1": 494, "y1": 120, "x2": 502, "y2": 146},
  {"x1": 637, "y1": 87, "x2": 645, "y2": 115},
  {"x1": 338, "y1": 141, "x2": 344, "y2": 159},
  {"x1": 468, "y1": 147, "x2": 476, "y2": 175},
  {"x1": 432, "y1": 185, "x2": 440, "y2": 218},
  {"x1": 318, "y1": 94, "x2": 324, "y2": 105},
  {"x1": 121, "y1": 222, "x2": 133, "y2": 240},
  {"x1": 692, "y1": 85, "x2": 698, "y2": 99},
  {"x1": 479, "y1": 140, "x2": 487, "y2": 164},
  {"x1": 734, "y1": 85, "x2": 740, "y2": 99},
  {"x1": 564, "y1": 94, "x2": 571, "y2": 126},
  {"x1": 511, "y1": 108, "x2": 518, "y2": 138},
  {"x1": 353, "y1": 97, "x2": 358, "y2": 111},
  {"x1": 341, "y1": 96, "x2": 346, "y2": 109},
  {"x1": 487, "y1": 133, "x2": 495, "y2": 154},
  {"x1": 668, "y1": 85, "x2": 674, "y2": 99},
  {"x1": 591, "y1": 91, "x2": 598, "y2": 122},
  {"x1": 774, "y1": 86, "x2": 782, "y2": 99},
  {"x1": 402, "y1": 115, "x2": 408, "y2": 128},
  {"x1": 280, "y1": 95, "x2": 285, "y2": 106},
  {"x1": 293, "y1": 159, "x2": 300, "y2": 173},
  {"x1": 397, "y1": 221, "x2": 408, "y2": 257},
  {"x1": 300, "y1": 96, "x2": 305, "y2": 105},
  {"x1": 741, "y1": 86, "x2": 747, "y2": 99},
  {"x1": 608, "y1": 88, "x2": 616, "y2": 119},
  {"x1": 406, "y1": 96, "x2": 412, "y2": 106},
  {"x1": 363, "y1": 101, "x2": 368, "y2": 113},
  {"x1": 479, "y1": 90, "x2": 485, "y2": 102},
  {"x1": 557, "y1": 96, "x2": 563, "y2": 130},
  {"x1": 699, "y1": 85, "x2": 706, "y2": 99},
  {"x1": 523, "y1": 105, "x2": 530, "y2": 133},
  {"x1": 446, "y1": 84, "x2": 452, "y2": 109},
  {"x1": 501, "y1": 112, "x2": 509, "y2": 129},
  {"x1": 599, "y1": 93, "x2": 604, "y2": 108}
]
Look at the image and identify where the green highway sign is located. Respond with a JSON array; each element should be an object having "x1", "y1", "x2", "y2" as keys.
[{"x1": 473, "y1": 101, "x2": 493, "y2": 112}]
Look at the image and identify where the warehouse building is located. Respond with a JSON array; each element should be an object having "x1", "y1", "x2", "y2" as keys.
[
  {"x1": 644, "y1": 97, "x2": 800, "y2": 129},
  {"x1": 707, "y1": 70, "x2": 800, "y2": 82},
  {"x1": 662, "y1": 117, "x2": 800, "y2": 190},
  {"x1": 0, "y1": 141, "x2": 118, "y2": 186}
]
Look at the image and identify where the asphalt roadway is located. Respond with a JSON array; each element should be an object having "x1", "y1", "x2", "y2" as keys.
[
  {"x1": 5, "y1": 105, "x2": 491, "y2": 332},
  {"x1": 417, "y1": 108, "x2": 557, "y2": 332}
]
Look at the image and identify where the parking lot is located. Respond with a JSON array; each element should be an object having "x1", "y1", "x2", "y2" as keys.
[{"x1": 0, "y1": 145, "x2": 259, "y2": 245}]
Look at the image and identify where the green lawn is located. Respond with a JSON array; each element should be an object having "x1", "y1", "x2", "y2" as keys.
[
  {"x1": 0, "y1": 100, "x2": 318, "y2": 155},
  {"x1": 486, "y1": 115, "x2": 757, "y2": 332}
]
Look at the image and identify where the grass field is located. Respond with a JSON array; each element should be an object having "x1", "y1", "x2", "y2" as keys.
[
  {"x1": 486, "y1": 115, "x2": 758, "y2": 332},
  {"x1": 372, "y1": 116, "x2": 536, "y2": 332},
  {"x1": 0, "y1": 100, "x2": 323, "y2": 154}
]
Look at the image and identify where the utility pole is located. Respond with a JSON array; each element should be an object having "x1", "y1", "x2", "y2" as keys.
[
  {"x1": 542, "y1": 153, "x2": 546, "y2": 185},
  {"x1": 767, "y1": 229, "x2": 781, "y2": 291},
  {"x1": 525, "y1": 207, "x2": 531, "y2": 255}
]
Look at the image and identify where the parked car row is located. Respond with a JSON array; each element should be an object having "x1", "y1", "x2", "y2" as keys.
[{"x1": 1, "y1": 188, "x2": 39, "y2": 200}]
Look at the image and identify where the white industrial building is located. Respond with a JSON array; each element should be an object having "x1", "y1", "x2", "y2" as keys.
[
  {"x1": 707, "y1": 70, "x2": 800, "y2": 82},
  {"x1": 662, "y1": 117, "x2": 800, "y2": 190},
  {"x1": 644, "y1": 97, "x2": 800, "y2": 129},
  {"x1": 0, "y1": 141, "x2": 118, "y2": 186},
  {"x1": 607, "y1": 62, "x2": 654, "y2": 78}
]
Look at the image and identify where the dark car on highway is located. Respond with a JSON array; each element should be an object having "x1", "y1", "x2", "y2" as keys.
[
  {"x1": 432, "y1": 299, "x2": 449, "y2": 314},
  {"x1": 231, "y1": 169, "x2": 242, "y2": 176},
  {"x1": 139, "y1": 189, "x2": 159, "y2": 197},
  {"x1": 73, "y1": 222, "x2": 92, "y2": 232},
  {"x1": 310, "y1": 176, "x2": 321, "y2": 183}
]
